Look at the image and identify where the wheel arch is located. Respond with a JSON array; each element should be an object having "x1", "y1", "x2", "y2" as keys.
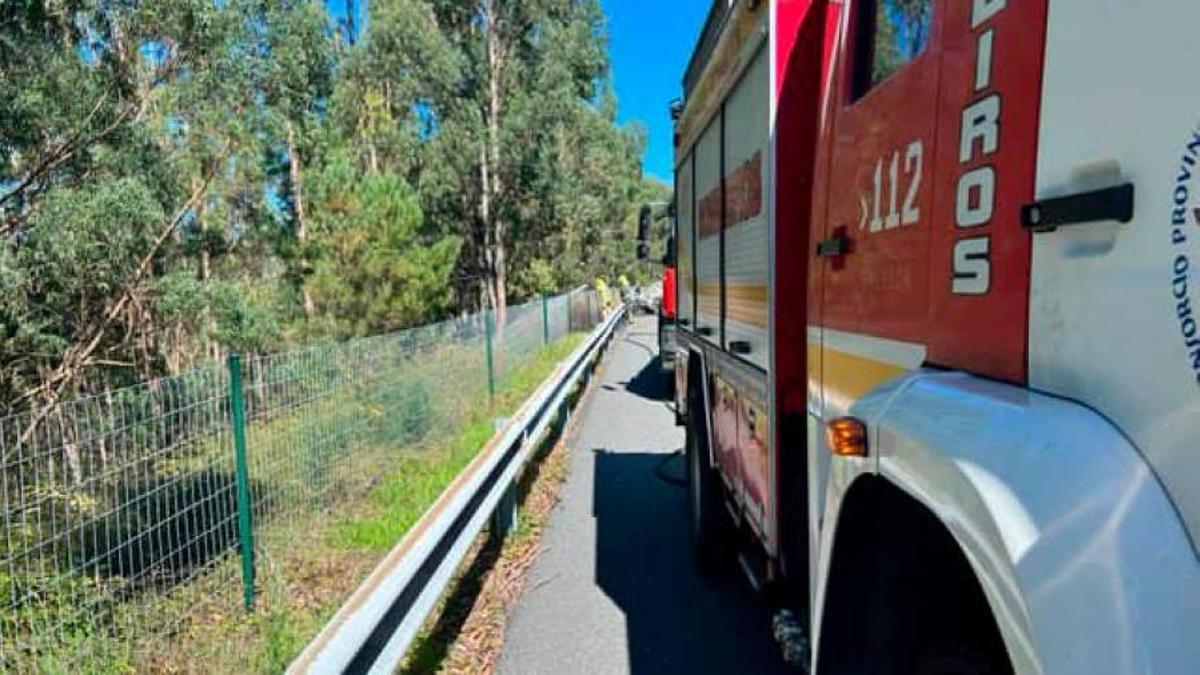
[
  {"x1": 814, "y1": 474, "x2": 1013, "y2": 673},
  {"x1": 813, "y1": 369, "x2": 1200, "y2": 675}
]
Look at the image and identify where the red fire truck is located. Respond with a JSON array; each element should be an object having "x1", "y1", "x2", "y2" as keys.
[
  {"x1": 639, "y1": 205, "x2": 679, "y2": 378},
  {"x1": 672, "y1": 0, "x2": 1200, "y2": 672}
]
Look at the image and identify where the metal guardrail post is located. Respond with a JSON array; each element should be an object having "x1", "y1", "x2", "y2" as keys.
[
  {"x1": 558, "y1": 400, "x2": 571, "y2": 435},
  {"x1": 541, "y1": 293, "x2": 550, "y2": 345},
  {"x1": 228, "y1": 353, "x2": 256, "y2": 610},
  {"x1": 485, "y1": 310, "x2": 496, "y2": 400},
  {"x1": 490, "y1": 429, "x2": 524, "y2": 542},
  {"x1": 490, "y1": 483, "x2": 518, "y2": 541}
]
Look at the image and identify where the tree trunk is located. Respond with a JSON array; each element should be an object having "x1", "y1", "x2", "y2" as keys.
[
  {"x1": 195, "y1": 177, "x2": 210, "y2": 285},
  {"x1": 493, "y1": 228, "x2": 507, "y2": 329},
  {"x1": 479, "y1": 143, "x2": 496, "y2": 306},
  {"x1": 193, "y1": 175, "x2": 218, "y2": 361},
  {"x1": 344, "y1": 0, "x2": 358, "y2": 45},
  {"x1": 287, "y1": 120, "x2": 315, "y2": 319},
  {"x1": 482, "y1": 0, "x2": 507, "y2": 331}
]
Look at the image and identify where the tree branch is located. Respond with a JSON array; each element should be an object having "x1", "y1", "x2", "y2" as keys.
[
  {"x1": 0, "y1": 94, "x2": 107, "y2": 204},
  {"x1": 15, "y1": 158, "x2": 225, "y2": 446},
  {"x1": 0, "y1": 96, "x2": 140, "y2": 232}
]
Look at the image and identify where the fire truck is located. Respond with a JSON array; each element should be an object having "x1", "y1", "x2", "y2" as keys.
[
  {"x1": 670, "y1": 0, "x2": 1200, "y2": 672},
  {"x1": 657, "y1": 234, "x2": 678, "y2": 385},
  {"x1": 639, "y1": 205, "x2": 679, "y2": 379}
]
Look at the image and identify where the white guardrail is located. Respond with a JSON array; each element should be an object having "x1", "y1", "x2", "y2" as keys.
[{"x1": 288, "y1": 305, "x2": 627, "y2": 674}]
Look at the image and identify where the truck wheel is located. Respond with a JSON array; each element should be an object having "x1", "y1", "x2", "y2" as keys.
[
  {"x1": 686, "y1": 391, "x2": 732, "y2": 572},
  {"x1": 657, "y1": 317, "x2": 675, "y2": 396}
]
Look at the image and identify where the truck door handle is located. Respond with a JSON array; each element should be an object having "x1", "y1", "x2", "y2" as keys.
[
  {"x1": 816, "y1": 230, "x2": 851, "y2": 258},
  {"x1": 698, "y1": 326, "x2": 714, "y2": 337},
  {"x1": 1021, "y1": 183, "x2": 1135, "y2": 233},
  {"x1": 729, "y1": 340, "x2": 752, "y2": 355}
]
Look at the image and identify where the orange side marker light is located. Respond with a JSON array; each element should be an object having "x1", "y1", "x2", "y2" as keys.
[{"x1": 827, "y1": 417, "x2": 868, "y2": 457}]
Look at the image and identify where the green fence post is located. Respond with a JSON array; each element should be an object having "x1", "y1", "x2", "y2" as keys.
[
  {"x1": 228, "y1": 353, "x2": 256, "y2": 610},
  {"x1": 541, "y1": 293, "x2": 550, "y2": 345},
  {"x1": 485, "y1": 311, "x2": 496, "y2": 400}
]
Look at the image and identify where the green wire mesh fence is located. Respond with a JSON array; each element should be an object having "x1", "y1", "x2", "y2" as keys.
[{"x1": 0, "y1": 287, "x2": 605, "y2": 671}]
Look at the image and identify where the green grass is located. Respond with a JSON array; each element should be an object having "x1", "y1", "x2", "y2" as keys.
[
  {"x1": 399, "y1": 377, "x2": 585, "y2": 675},
  {"x1": 152, "y1": 332, "x2": 588, "y2": 673},
  {"x1": 330, "y1": 334, "x2": 585, "y2": 552}
]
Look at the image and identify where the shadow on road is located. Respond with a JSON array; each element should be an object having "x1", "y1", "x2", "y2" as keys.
[
  {"x1": 591, "y1": 449, "x2": 790, "y2": 674},
  {"x1": 621, "y1": 356, "x2": 671, "y2": 402}
]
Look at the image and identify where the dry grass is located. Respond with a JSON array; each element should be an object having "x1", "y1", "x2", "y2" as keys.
[
  {"x1": 437, "y1": 439, "x2": 571, "y2": 674},
  {"x1": 399, "y1": 358, "x2": 605, "y2": 675}
]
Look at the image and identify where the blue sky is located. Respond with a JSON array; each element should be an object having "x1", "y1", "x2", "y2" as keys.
[
  {"x1": 602, "y1": 0, "x2": 708, "y2": 182},
  {"x1": 326, "y1": 1, "x2": 706, "y2": 183},
  {"x1": 325, "y1": 0, "x2": 365, "y2": 41}
]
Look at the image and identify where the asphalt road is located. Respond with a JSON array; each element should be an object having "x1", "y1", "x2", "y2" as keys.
[{"x1": 497, "y1": 314, "x2": 790, "y2": 675}]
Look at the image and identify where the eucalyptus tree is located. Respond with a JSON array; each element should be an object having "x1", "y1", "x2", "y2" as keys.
[
  {"x1": 0, "y1": 0, "x2": 649, "y2": 419},
  {"x1": 0, "y1": 0, "x2": 253, "y2": 413},
  {"x1": 252, "y1": 0, "x2": 338, "y2": 318},
  {"x1": 424, "y1": 0, "x2": 644, "y2": 322}
]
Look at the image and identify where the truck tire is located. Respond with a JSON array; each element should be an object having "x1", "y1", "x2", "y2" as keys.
[
  {"x1": 686, "y1": 385, "x2": 732, "y2": 572},
  {"x1": 657, "y1": 315, "x2": 675, "y2": 397}
]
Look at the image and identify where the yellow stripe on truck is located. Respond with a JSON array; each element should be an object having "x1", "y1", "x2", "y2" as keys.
[{"x1": 820, "y1": 346, "x2": 909, "y2": 405}]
